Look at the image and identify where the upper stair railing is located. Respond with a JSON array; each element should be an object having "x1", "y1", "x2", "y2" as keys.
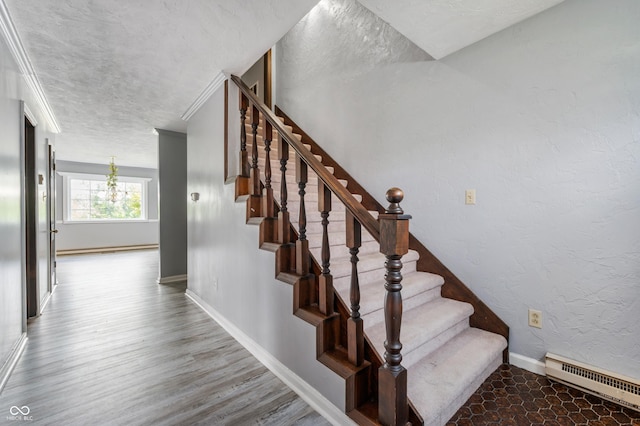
[{"x1": 231, "y1": 74, "x2": 409, "y2": 425}]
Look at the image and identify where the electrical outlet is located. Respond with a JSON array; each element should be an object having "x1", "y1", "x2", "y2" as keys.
[
  {"x1": 465, "y1": 189, "x2": 476, "y2": 205},
  {"x1": 528, "y1": 309, "x2": 542, "y2": 329}
]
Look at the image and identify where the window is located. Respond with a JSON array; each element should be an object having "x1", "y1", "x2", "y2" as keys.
[{"x1": 61, "y1": 173, "x2": 150, "y2": 222}]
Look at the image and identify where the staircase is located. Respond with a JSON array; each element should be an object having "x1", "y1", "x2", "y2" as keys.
[{"x1": 230, "y1": 75, "x2": 508, "y2": 425}]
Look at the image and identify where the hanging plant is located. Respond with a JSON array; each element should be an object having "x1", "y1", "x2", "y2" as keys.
[{"x1": 106, "y1": 157, "x2": 118, "y2": 203}]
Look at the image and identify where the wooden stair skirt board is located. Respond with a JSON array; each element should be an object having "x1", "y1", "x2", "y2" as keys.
[
  {"x1": 229, "y1": 77, "x2": 508, "y2": 426},
  {"x1": 156, "y1": 274, "x2": 188, "y2": 285},
  {"x1": 57, "y1": 244, "x2": 159, "y2": 256}
]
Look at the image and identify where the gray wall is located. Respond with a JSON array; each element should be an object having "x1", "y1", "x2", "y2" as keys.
[
  {"x1": 241, "y1": 55, "x2": 265, "y2": 103},
  {"x1": 0, "y1": 30, "x2": 56, "y2": 379},
  {"x1": 157, "y1": 130, "x2": 187, "y2": 281},
  {"x1": 186, "y1": 84, "x2": 345, "y2": 409},
  {"x1": 54, "y1": 160, "x2": 159, "y2": 251},
  {"x1": 276, "y1": 0, "x2": 640, "y2": 378}
]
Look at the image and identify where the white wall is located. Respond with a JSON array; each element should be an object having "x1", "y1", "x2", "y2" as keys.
[
  {"x1": 0, "y1": 19, "x2": 57, "y2": 378},
  {"x1": 186, "y1": 85, "x2": 345, "y2": 410},
  {"x1": 276, "y1": 0, "x2": 640, "y2": 379},
  {"x1": 54, "y1": 160, "x2": 159, "y2": 251}
]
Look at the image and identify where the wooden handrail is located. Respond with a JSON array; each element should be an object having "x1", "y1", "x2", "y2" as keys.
[{"x1": 231, "y1": 75, "x2": 380, "y2": 242}]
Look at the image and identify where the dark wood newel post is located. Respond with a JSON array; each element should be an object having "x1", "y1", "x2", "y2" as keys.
[{"x1": 378, "y1": 187, "x2": 411, "y2": 426}]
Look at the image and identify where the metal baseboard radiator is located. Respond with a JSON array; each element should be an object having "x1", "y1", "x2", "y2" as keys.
[{"x1": 545, "y1": 353, "x2": 639, "y2": 412}]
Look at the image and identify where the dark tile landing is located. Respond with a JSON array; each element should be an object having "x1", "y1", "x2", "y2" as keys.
[{"x1": 448, "y1": 364, "x2": 640, "y2": 425}]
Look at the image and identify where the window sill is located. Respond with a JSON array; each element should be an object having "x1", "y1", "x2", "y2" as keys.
[{"x1": 57, "y1": 219, "x2": 158, "y2": 225}]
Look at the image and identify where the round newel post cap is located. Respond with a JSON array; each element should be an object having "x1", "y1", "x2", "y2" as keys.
[{"x1": 385, "y1": 187, "x2": 404, "y2": 214}]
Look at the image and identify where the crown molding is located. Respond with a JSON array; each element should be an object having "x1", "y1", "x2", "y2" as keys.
[
  {"x1": 181, "y1": 71, "x2": 227, "y2": 122},
  {"x1": 0, "y1": 0, "x2": 60, "y2": 133}
]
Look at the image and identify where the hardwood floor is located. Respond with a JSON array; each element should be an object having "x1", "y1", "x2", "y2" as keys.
[{"x1": 0, "y1": 250, "x2": 329, "y2": 425}]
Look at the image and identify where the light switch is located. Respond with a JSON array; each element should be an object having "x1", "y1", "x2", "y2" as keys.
[{"x1": 465, "y1": 189, "x2": 476, "y2": 205}]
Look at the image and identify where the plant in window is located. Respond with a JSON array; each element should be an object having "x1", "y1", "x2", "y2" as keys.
[{"x1": 106, "y1": 157, "x2": 118, "y2": 203}]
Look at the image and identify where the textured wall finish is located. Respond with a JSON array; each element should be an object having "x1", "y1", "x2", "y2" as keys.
[
  {"x1": 277, "y1": 0, "x2": 640, "y2": 379},
  {"x1": 4, "y1": 0, "x2": 319, "y2": 169},
  {"x1": 357, "y1": 0, "x2": 564, "y2": 59},
  {"x1": 284, "y1": 0, "x2": 431, "y2": 88}
]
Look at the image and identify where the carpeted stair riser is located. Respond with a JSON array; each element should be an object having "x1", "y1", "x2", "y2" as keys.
[
  {"x1": 360, "y1": 286, "x2": 445, "y2": 329},
  {"x1": 366, "y1": 298, "x2": 474, "y2": 369},
  {"x1": 306, "y1": 230, "x2": 376, "y2": 250},
  {"x1": 334, "y1": 271, "x2": 444, "y2": 316},
  {"x1": 407, "y1": 328, "x2": 506, "y2": 426},
  {"x1": 310, "y1": 239, "x2": 380, "y2": 261}
]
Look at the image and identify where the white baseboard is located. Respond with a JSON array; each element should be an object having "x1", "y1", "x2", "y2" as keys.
[
  {"x1": 0, "y1": 333, "x2": 28, "y2": 393},
  {"x1": 185, "y1": 290, "x2": 354, "y2": 426},
  {"x1": 156, "y1": 274, "x2": 188, "y2": 285},
  {"x1": 510, "y1": 352, "x2": 546, "y2": 376}
]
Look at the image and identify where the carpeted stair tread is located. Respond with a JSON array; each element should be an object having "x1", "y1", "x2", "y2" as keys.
[
  {"x1": 407, "y1": 328, "x2": 507, "y2": 426},
  {"x1": 335, "y1": 271, "x2": 444, "y2": 317},
  {"x1": 310, "y1": 239, "x2": 379, "y2": 261},
  {"x1": 365, "y1": 298, "x2": 474, "y2": 368},
  {"x1": 329, "y1": 249, "x2": 419, "y2": 279},
  {"x1": 289, "y1": 209, "x2": 379, "y2": 225}
]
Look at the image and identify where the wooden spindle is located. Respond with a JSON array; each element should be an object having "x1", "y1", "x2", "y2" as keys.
[
  {"x1": 346, "y1": 210, "x2": 363, "y2": 366},
  {"x1": 277, "y1": 134, "x2": 291, "y2": 244},
  {"x1": 378, "y1": 188, "x2": 411, "y2": 426},
  {"x1": 262, "y1": 120, "x2": 274, "y2": 217},
  {"x1": 239, "y1": 93, "x2": 249, "y2": 177},
  {"x1": 250, "y1": 104, "x2": 260, "y2": 196},
  {"x1": 295, "y1": 156, "x2": 309, "y2": 275},
  {"x1": 318, "y1": 181, "x2": 333, "y2": 315}
]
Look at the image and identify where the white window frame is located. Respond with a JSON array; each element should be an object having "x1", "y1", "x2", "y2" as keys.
[{"x1": 59, "y1": 172, "x2": 151, "y2": 223}]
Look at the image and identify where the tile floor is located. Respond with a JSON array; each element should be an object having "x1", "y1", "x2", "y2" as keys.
[{"x1": 448, "y1": 364, "x2": 640, "y2": 425}]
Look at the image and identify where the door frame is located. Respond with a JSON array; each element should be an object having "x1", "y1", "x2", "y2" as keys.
[{"x1": 47, "y1": 142, "x2": 57, "y2": 293}]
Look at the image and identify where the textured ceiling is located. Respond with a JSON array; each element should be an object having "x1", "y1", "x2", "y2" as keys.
[
  {"x1": 356, "y1": 0, "x2": 565, "y2": 60},
  {"x1": 5, "y1": 0, "x2": 319, "y2": 168},
  {"x1": 5, "y1": 0, "x2": 563, "y2": 169}
]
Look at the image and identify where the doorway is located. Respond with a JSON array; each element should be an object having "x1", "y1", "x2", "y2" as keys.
[
  {"x1": 24, "y1": 115, "x2": 38, "y2": 318},
  {"x1": 241, "y1": 49, "x2": 272, "y2": 109}
]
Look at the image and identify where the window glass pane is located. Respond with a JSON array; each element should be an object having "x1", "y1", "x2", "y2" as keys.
[
  {"x1": 69, "y1": 179, "x2": 90, "y2": 191},
  {"x1": 70, "y1": 209, "x2": 90, "y2": 220}
]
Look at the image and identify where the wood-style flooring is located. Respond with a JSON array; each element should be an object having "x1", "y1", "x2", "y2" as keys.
[{"x1": 0, "y1": 250, "x2": 329, "y2": 426}]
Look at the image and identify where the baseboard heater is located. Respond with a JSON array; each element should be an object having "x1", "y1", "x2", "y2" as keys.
[{"x1": 545, "y1": 353, "x2": 639, "y2": 412}]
